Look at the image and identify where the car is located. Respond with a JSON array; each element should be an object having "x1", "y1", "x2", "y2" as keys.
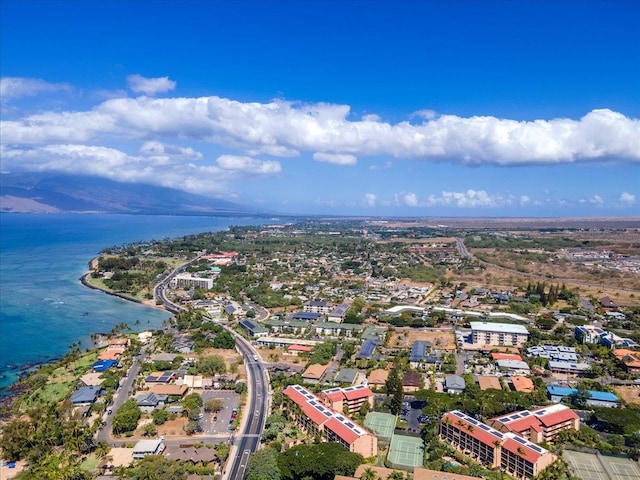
[
  {"x1": 193, "y1": 425, "x2": 203, "y2": 433},
  {"x1": 107, "y1": 409, "x2": 112, "y2": 415}
]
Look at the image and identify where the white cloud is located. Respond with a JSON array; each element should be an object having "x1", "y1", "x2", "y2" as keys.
[
  {"x1": 404, "y1": 193, "x2": 419, "y2": 207},
  {"x1": 3, "y1": 94, "x2": 638, "y2": 166},
  {"x1": 619, "y1": 191, "x2": 636, "y2": 205},
  {"x1": 216, "y1": 155, "x2": 281, "y2": 175},
  {"x1": 313, "y1": 152, "x2": 357, "y2": 165},
  {"x1": 364, "y1": 193, "x2": 376, "y2": 206},
  {"x1": 590, "y1": 195, "x2": 604, "y2": 205},
  {"x1": 520, "y1": 195, "x2": 530, "y2": 205},
  {"x1": 126, "y1": 74, "x2": 176, "y2": 95},
  {"x1": 0, "y1": 77, "x2": 71, "y2": 100},
  {"x1": 426, "y1": 189, "x2": 503, "y2": 208}
]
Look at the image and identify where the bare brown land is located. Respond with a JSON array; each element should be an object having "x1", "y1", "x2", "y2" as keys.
[
  {"x1": 389, "y1": 329, "x2": 456, "y2": 351},
  {"x1": 613, "y1": 385, "x2": 640, "y2": 406}
]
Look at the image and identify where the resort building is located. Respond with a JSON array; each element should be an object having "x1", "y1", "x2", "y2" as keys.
[
  {"x1": 283, "y1": 384, "x2": 377, "y2": 458},
  {"x1": 470, "y1": 322, "x2": 529, "y2": 346},
  {"x1": 488, "y1": 404, "x2": 580, "y2": 444},
  {"x1": 440, "y1": 410, "x2": 556, "y2": 480},
  {"x1": 320, "y1": 384, "x2": 375, "y2": 415}
]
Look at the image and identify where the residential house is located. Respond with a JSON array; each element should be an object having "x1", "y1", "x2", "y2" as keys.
[
  {"x1": 367, "y1": 369, "x2": 389, "y2": 388},
  {"x1": 334, "y1": 368, "x2": 365, "y2": 386},
  {"x1": 302, "y1": 363, "x2": 328, "y2": 384},
  {"x1": 613, "y1": 349, "x2": 640, "y2": 374},
  {"x1": 135, "y1": 392, "x2": 165, "y2": 413},
  {"x1": 132, "y1": 439, "x2": 165, "y2": 459},
  {"x1": 445, "y1": 375, "x2": 466, "y2": 394},
  {"x1": 402, "y1": 371, "x2": 423, "y2": 392},
  {"x1": 508, "y1": 376, "x2": 534, "y2": 393},
  {"x1": 477, "y1": 376, "x2": 502, "y2": 391},
  {"x1": 70, "y1": 386, "x2": 102, "y2": 406},
  {"x1": 409, "y1": 340, "x2": 433, "y2": 368}
]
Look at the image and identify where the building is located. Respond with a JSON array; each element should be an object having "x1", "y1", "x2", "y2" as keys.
[
  {"x1": 254, "y1": 336, "x2": 321, "y2": 350},
  {"x1": 132, "y1": 439, "x2": 165, "y2": 459},
  {"x1": 135, "y1": 392, "x2": 164, "y2": 413},
  {"x1": 315, "y1": 322, "x2": 362, "y2": 337},
  {"x1": 367, "y1": 369, "x2": 389, "y2": 388},
  {"x1": 283, "y1": 384, "x2": 377, "y2": 457},
  {"x1": 333, "y1": 368, "x2": 365, "y2": 386},
  {"x1": 327, "y1": 303, "x2": 350, "y2": 323},
  {"x1": 286, "y1": 344, "x2": 313, "y2": 356},
  {"x1": 470, "y1": 322, "x2": 529, "y2": 346},
  {"x1": 496, "y1": 359, "x2": 531, "y2": 375},
  {"x1": 488, "y1": 404, "x2": 580, "y2": 444},
  {"x1": 402, "y1": 371, "x2": 423, "y2": 392},
  {"x1": 320, "y1": 384, "x2": 375, "y2": 415},
  {"x1": 477, "y1": 375, "x2": 502, "y2": 391},
  {"x1": 526, "y1": 345, "x2": 578, "y2": 362},
  {"x1": 613, "y1": 349, "x2": 640, "y2": 374},
  {"x1": 445, "y1": 375, "x2": 466, "y2": 394},
  {"x1": 409, "y1": 340, "x2": 433, "y2": 368},
  {"x1": 171, "y1": 272, "x2": 215, "y2": 290},
  {"x1": 149, "y1": 384, "x2": 188, "y2": 397},
  {"x1": 547, "y1": 361, "x2": 590, "y2": 375},
  {"x1": 546, "y1": 385, "x2": 619, "y2": 408},
  {"x1": 508, "y1": 376, "x2": 534, "y2": 393},
  {"x1": 239, "y1": 319, "x2": 269, "y2": 338},
  {"x1": 302, "y1": 363, "x2": 328, "y2": 384},
  {"x1": 303, "y1": 300, "x2": 333, "y2": 314},
  {"x1": 440, "y1": 410, "x2": 556, "y2": 480},
  {"x1": 70, "y1": 386, "x2": 102, "y2": 406}
]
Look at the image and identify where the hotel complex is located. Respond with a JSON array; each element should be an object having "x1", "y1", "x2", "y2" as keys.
[
  {"x1": 283, "y1": 384, "x2": 377, "y2": 457},
  {"x1": 440, "y1": 410, "x2": 556, "y2": 480}
]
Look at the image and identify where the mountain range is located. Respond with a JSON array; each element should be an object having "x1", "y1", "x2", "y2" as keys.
[{"x1": 0, "y1": 173, "x2": 263, "y2": 215}]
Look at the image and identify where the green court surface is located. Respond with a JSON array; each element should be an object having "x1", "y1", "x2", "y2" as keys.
[
  {"x1": 387, "y1": 434, "x2": 424, "y2": 470},
  {"x1": 365, "y1": 412, "x2": 396, "y2": 441},
  {"x1": 564, "y1": 450, "x2": 640, "y2": 480}
]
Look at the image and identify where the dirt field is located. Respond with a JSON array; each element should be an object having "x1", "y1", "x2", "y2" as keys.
[
  {"x1": 255, "y1": 348, "x2": 304, "y2": 366},
  {"x1": 613, "y1": 385, "x2": 640, "y2": 406},
  {"x1": 389, "y1": 329, "x2": 456, "y2": 351}
]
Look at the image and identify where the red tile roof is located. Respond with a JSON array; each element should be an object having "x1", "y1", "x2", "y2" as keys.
[
  {"x1": 510, "y1": 376, "x2": 534, "y2": 392},
  {"x1": 324, "y1": 417, "x2": 359, "y2": 444},
  {"x1": 443, "y1": 412, "x2": 503, "y2": 445},
  {"x1": 301, "y1": 402, "x2": 332, "y2": 425},
  {"x1": 491, "y1": 353, "x2": 523, "y2": 361},
  {"x1": 288, "y1": 344, "x2": 313, "y2": 352},
  {"x1": 534, "y1": 408, "x2": 579, "y2": 428},
  {"x1": 343, "y1": 386, "x2": 374, "y2": 401},
  {"x1": 324, "y1": 390, "x2": 345, "y2": 402},
  {"x1": 502, "y1": 437, "x2": 541, "y2": 464}
]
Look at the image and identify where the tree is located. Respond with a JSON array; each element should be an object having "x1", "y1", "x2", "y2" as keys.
[
  {"x1": 112, "y1": 399, "x2": 141, "y2": 435},
  {"x1": 213, "y1": 330, "x2": 236, "y2": 349},
  {"x1": 196, "y1": 355, "x2": 227, "y2": 376},
  {"x1": 246, "y1": 446, "x2": 281, "y2": 480},
  {"x1": 143, "y1": 423, "x2": 157, "y2": 437},
  {"x1": 277, "y1": 443, "x2": 363, "y2": 480},
  {"x1": 386, "y1": 367, "x2": 404, "y2": 415},
  {"x1": 204, "y1": 398, "x2": 224, "y2": 412},
  {"x1": 152, "y1": 408, "x2": 169, "y2": 425},
  {"x1": 361, "y1": 467, "x2": 378, "y2": 480}
]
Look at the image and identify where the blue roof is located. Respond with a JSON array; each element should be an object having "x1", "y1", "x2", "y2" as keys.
[
  {"x1": 70, "y1": 386, "x2": 101, "y2": 404},
  {"x1": 547, "y1": 385, "x2": 618, "y2": 402},
  {"x1": 357, "y1": 340, "x2": 376, "y2": 359},
  {"x1": 292, "y1": 311, "x2": 321, "y2": 320},
  {"x1": 410, "y1": 340, "x2": 432, "y2": 362},
  {"x1": 92, "y1": 359, "x2": 119, "y2": 372}
]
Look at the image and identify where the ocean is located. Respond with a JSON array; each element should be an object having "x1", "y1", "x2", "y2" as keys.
[{"x1": 0, "y1": 213, "x2": 271, "y2": 393}]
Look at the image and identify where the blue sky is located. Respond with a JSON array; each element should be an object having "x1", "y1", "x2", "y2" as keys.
[{"x1": 1, "y1": 0, "x2": 639, "y2": 217}]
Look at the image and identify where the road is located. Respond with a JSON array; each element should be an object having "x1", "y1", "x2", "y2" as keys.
[
  {"x1": 223, "y1": 334, "x2": 269, "y2": 480},
  {"x1": 154, "y1": 261, "x2": 269, "y2": 479}
]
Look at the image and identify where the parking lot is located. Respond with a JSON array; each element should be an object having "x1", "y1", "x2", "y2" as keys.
[{"x1": 199, "y1": 390, "x2": 241, "y2": 435}]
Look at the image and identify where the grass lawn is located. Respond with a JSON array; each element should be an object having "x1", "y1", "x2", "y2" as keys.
[{"x1": 79, "y1": 454, "x2": 102, "y2": 472}]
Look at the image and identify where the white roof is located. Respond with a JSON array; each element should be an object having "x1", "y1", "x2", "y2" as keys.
[
  {"x1": 470, "y1": 322, "x2": 529, "y2": 335},
  {"x1": 133, "y1": 439, "x2": 163, "y2": 452}
]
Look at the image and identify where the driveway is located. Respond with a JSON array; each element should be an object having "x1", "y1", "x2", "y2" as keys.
[{"x1": 200, "y1": 390, "x2": 241, "y2": 435}]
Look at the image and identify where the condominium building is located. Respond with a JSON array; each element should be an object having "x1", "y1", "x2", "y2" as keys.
[
  {"x1": 488, "y1": 404, "x2": 580, "y2": 444},
  {"x1": 470, "y1": 322, "x2": 529, "y2": 346},
  {"x1": 440, "y1": 411, "x2": 556, "y2": 480},
  {"x1": 283, "y1": 384, "x2": 377, "y2": 458},
  {"x1": 171, "y1": 272, "x2": 215, "y2": 290},
  {"x1": 320, "y1": 384, "x2": 375, "y2": 415}
]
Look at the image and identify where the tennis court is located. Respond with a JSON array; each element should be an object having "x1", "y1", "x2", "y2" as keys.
[
  {"x1": 365, "y1": 412, "x2": 396, "y2": 441},
  {"x1": 564, "y1": 450, "x2": 640, "y2": 480},
  {"x1": 387, "y1": 434, "x2": 424, "y2": 470}
]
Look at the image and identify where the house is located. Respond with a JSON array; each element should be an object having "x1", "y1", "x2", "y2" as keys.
[
  {"x1": 92, "y1": 359, "x2": 119, "y2": 372},
  {"x1": 547, "y1": 361, "x2": 590, "y2": 375},
  {"x1": 80, "y1": 372, "x2": 104, "y2": 387},
  {"x1": 149, "y1": 384, "x2": 188, "y2": 397},
  {"x1": 491, "y1": 352, "x2": 523, "y2": 362},
  {"x1": 613, "y1": 349, "x2": 640, "y2": 374},
  {"x1": 132, "y1": 439, "x2": 165, "y2": 459},
  {"x1": 334, "y1": 368, "x2": 365, "y2": 386},
  {"x1": 283, "y1": 385, "x2": 377, "y2": 457},
  {"x1": 149, "y1": 353, "x2": 179, "y2": 362},
  {"x1": 302, "y1": 363, "x2": 328, "y2": 384},
  {"x1": 182, "y1": 375, "x2": 204, "y2": 388},
  {"x1": 164, "y1": 445, "x2": 218, "y2": 463},
  {"x1": 70, "y1": 386, "x2": 102, "y2": 406},
  {"x1": 440, "y1": 410, "x2": 557, "y2": 480},
  {"x1": 108, "y1": 337, "x2": 130, "y2": 347},
  {"x1": 445, "y1": 375, "x2": 466, "y2": 394},
  {"x1": 145, "y1": 371, "x2": 177, "y2": 383},
  {"x1": 600, "y1": 296, "x2": 618, "y2": 309},
  {"x1": 477, "y1": 375, "x2": 502, "y2": 391},
  {"x1": 135, "y1": 392, "x2": 163, "y2": 413},
  {"x1": 470, "y1": 322, "x2": 529, "y2": 346},
  {"x1": 546, "y1": 385, "x2": 619, "y2": 408},
  {"x1": 409, "y1": 340, "x2": 433, "y2": 368},
  {"x1": 508, "y1": 376, "x2": 534, "y2": 393},
  {"x1": 496, "y1": 359, "x2": 531, "y2": 376},
  {"x1": 356, "y1": 340, "x2": 378, "y2": 360},
  {"x1": 287, "y1": 344, "x2": 313, "y2": 356},
  {"x1": 488, "y1": 404, "x2": 580, "y2": 444},
  {"x1": 402, "y1": 371, "x2": 423, "y2": 392},
  {"x1": 98, "y1": 346, "x2": 126, "y2": 360},
  {"x1": 367, "y1": 369, "x2": 389, "y2": 388}
]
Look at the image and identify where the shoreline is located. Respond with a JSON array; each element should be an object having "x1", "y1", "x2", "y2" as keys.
[{"x1": 0, "y1": 260, "x2": 172, "y2": 415}]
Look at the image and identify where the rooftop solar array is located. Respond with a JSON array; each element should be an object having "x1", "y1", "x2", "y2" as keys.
[{"x1": 358, "y1": 340, "x2": 377, "y2": 358}]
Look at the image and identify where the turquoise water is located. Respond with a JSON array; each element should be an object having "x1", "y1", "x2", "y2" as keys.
[{"x1": 0, "y1": 213, "x2": 270, "y2": 392}]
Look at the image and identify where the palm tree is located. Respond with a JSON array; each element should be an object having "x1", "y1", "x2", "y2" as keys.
[{"x1": 361, "y1": 466, "x2": 377, "y2": 480}]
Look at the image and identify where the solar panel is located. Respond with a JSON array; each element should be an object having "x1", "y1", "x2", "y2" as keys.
[
  {"x1": 531, "y1": 445, "x2": 543, "y2": 452},
  {"x1": 479, "y1": 424, "x2": 490, "y2": 431},
  {"x1": 514, "y1": 436, "x2": 527, "y2": 445},
  {"x1": 346, "y1": 422, "x2": 354, "y2": 428}
]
